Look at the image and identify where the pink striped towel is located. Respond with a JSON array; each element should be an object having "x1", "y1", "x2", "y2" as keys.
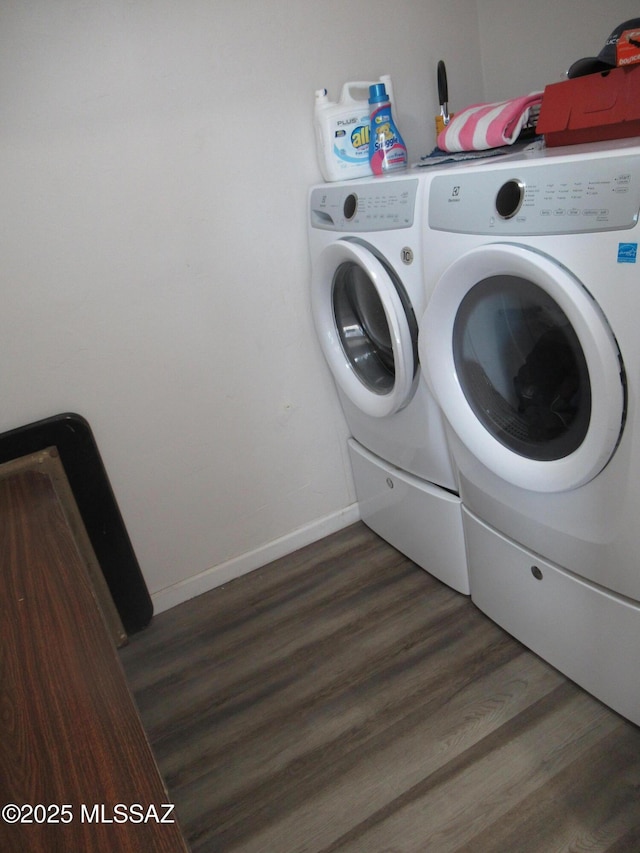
[{"x1": 437, "y1": 92, "x2": 543, "y2": 153}]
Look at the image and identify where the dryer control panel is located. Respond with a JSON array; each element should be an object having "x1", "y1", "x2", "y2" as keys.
[
  {"x1": 429, "y1": 154, "x2": 640, "y2": 235},
  {"x1": 310, "y1": 179, "x2": 418, "y2": 232}
]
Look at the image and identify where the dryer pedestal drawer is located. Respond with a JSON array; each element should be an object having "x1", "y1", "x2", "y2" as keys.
[
  {"x1": 464, "y1": 506, "x2": 640, "y2": 726},
  {"x1": 348, "y1": 438, "x2": 469, "y2": 595}
]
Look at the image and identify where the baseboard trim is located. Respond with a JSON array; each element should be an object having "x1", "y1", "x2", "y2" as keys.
[{"x1": 151, "y1": 503, "x2": 361, "y2": 614}]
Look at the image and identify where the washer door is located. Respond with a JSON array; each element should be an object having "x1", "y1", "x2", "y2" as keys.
[
  {"x1": 311, "y1": 238, "x2": 418, "y2": 417},
  {"x1": 420, "y1": 243, "x2": 625, "y2": 492}
]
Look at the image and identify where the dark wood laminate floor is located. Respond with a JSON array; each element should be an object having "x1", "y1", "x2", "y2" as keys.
[{"x1": 120, "y1": 522, "x2": 640, "y2": 853}]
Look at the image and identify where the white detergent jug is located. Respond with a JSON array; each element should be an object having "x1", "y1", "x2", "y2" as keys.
[{"x1": 314, "y1": 75, "x2": 394, "y2": 182}]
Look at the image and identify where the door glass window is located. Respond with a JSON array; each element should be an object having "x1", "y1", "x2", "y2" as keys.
[
  {"x1": 453, "y1": 275, "x2": 591, "y2": 461},
  {"x1": 333, "y1": 261, "x2": 396, "y2": 394}
]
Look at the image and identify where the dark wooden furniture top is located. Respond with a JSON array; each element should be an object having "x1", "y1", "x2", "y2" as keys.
[{"x1": 0, "y1": 460, "x2": 188, "y2": 851}]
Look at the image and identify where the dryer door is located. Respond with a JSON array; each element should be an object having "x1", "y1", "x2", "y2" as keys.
[
  {"x1": 311, "y1": 238, "x2": 418, "y2": 417},
  {"x1": 420, "y1": 243, "x2": 626, "y2": 492}
]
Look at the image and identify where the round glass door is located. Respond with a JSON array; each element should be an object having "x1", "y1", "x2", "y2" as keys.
[
  {"x1": 333, "y1": 261, "x2": 397, "y2": 395},
  {"x1": 311, "y1": 238, "x2": 418, "y2": 417},
  {"x1": 420, "y1": 243, "x2": 625, "y2": 492},
  {"x1": 453, "y1": 275, "x2": 591, "y2": 461}
]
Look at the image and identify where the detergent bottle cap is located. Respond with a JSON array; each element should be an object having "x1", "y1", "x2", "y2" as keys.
[{"x1": 368, "y1": 83, "x2": 389, "y2": 105}]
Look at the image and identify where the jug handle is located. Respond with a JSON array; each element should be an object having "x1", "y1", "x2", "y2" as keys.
[
  {"x1": 340, "y1": 77, "x2": 394, "y2": 105},
  {"x1": 339, "y1": 81, "x2": 376, "y2": 104}
]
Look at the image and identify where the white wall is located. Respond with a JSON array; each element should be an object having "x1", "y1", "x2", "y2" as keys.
[{"x1": 0, "y1": 1, "x2": 481, "y2": 612}]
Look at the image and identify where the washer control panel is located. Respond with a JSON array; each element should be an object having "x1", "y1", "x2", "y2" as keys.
[
  {"x1": 310, "y1": 179, "x2": 418, "y2": 232},
  {"x1": 429, "y1": 154, "x2": 640, "y2": 235}
]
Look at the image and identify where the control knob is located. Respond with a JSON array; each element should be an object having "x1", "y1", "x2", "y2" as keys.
[
  {"x1": 343, "y1": 193, "x2": 358, "y2": 220},
  {"x1": 495, "y1": 179, "x2": 525, "y2": 219}
]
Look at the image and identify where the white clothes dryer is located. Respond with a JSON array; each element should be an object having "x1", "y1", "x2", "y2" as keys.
[
  {"x1": 308, "y1": 172, "x2": 468, "y2": 594},
  {"x1": 419, "y1": 139, "x2": 640, "y2": 724}
]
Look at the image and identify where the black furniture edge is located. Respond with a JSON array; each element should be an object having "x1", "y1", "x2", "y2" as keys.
[{"x1": 0, "y1": 413, "x2": 153, "y2": 633}]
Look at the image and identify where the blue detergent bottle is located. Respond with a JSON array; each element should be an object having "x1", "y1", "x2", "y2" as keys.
[{"x1": 368, "y1": 83, "x2": 407, "y2": 175}]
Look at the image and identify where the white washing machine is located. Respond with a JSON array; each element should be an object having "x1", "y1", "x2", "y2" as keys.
[
  {"x1": 419, "y1": 139, "x2": 640, "y2": 724},
  {"x1": 308, "y1": 172, "x2": 468, "y2": 594}
]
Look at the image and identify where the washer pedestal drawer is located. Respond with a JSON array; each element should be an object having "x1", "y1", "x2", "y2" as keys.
[
  {"x1": 347, "y1": 438, "x2": 469, "y2": 595},
  {"x1": 464, "y1": 506, "x2": 640, "y2": 726}
]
